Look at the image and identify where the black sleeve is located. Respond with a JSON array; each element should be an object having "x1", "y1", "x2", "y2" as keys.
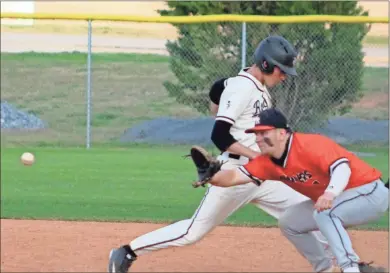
[
  {"x1": 209, "y1": 78, "x2": 228, "y2": 105},
  {"x1": 211, "y1": 120, "x2": 237, "y2": 152}
]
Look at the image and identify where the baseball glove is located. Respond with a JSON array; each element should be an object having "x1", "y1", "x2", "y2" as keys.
[{"x1": 186, "y1": 145, "x2": 224, "y2": 188}]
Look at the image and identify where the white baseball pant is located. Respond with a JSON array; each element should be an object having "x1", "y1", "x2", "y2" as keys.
[{"x1": 130, "y1": 153, "x2": 330, "y2": 256}]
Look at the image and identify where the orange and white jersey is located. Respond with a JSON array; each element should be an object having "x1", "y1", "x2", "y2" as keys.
[
  {"x1": 216, "y1": 68, "x2": 272, "y2": 151},
  {"x1": 240, "y1": 132, "x2": 382, "y2": 201}
]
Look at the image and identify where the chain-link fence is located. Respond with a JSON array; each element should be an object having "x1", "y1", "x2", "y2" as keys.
[{"x1": 1, "y1": 19, "x2": 388, "y2": 151}]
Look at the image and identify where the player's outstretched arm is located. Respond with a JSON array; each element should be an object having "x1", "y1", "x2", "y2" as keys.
[{"x1": 194, "y1": 168, "x2": 252, "y2": 188}]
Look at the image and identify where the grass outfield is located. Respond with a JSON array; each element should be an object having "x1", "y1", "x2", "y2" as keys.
[
  {"x1": 1, "y1": 147, "x2": 388, "y2": 229},
  {"x1": 1, "y1": 52, "x2": 388, "y2": 229},
  {"x1": 1, "y1": 52, "x2": 388, "y2": 147}
]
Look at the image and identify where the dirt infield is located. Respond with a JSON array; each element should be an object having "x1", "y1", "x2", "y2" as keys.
[{"x1": 1, "y1": 219, "x2": 388, "y2": 272}]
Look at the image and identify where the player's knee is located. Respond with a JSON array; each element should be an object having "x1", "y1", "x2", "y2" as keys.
[
  {"x1": 313, "y1": 209, "x2": 332, "y2": 225},
  {"x1": 184, "y1": 230, "x2": 207, "y2": 244},
  {"x1": 278, "y1": 213, "x2": 294, "y2": 233}
]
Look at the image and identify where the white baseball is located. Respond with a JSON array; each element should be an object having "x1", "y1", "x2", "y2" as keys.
[{"x1": 21, "y1": 152, "x2": 35, "y2": 166}]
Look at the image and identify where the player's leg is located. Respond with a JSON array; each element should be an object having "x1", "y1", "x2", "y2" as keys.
[
  {"x1": 278, "y1": 179, "x2": 388, "y2": 273},
  {"x1": 313, "y1": 179, "x2": 388, "y2": 272},
  {"x1": 129, "y1": 184, "x2": 255, "y2": 255},
  {"x1": 108, "y1": 160, "x2": 256, "y2": 272},
  {"x1": 250, "y1": 180, "x2": 334, "y2": 261},
  {"x1": 109, "y1": 185, "x2": 251, "y2": 273},
  {"x1": 250, "y1": 179, "x2": 311, "y2": 217},
  {"x1": 128, "y1": 157, "x2": 258, "y2": 256},
  {"x1": 278, "y1": 199, "x2": 333, "y2": 273}
]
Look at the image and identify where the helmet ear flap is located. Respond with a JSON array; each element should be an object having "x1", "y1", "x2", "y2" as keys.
[{"x1": 258, "y1": 56, "x2": 274, "y2": 74}]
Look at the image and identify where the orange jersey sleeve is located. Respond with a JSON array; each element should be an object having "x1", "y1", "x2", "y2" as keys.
[{"x1": 239, "y1": 156, "x2": 279, "y2": 186}]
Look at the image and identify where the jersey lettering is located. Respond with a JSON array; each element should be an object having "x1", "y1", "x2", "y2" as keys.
[
  {"x1": 280, "y1": 170, "x2": 312, "y2": 183},
  {"x1": 261, "y1": 95, "x2": 269, "y2": 111},
  {"x1": 252, "y1": 100, "x2": 261, "y2": 117}
]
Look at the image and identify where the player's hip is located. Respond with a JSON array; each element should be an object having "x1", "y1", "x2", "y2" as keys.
[
  {"x1": 345, "y1": 175, "x2": 384, "y2": 192},
  {"x1": 340, "y1": 179, "x2": 388, "y2": 209}
]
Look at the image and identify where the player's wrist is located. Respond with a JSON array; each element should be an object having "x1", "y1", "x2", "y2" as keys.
[
  {"x1": 249, "y1": 151, "x2": 261, "y2": 160},
  {"x1": 323, "y1": 190, "x2": 338, "y2": 199}
]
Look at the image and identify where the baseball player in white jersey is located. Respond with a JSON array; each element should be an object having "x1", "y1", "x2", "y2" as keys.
[{"x1": 108, "y1": 35, "x2": 334, "y2": 273}]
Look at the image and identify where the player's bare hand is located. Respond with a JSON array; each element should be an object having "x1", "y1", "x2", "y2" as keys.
[{"x1": 314, "y1": 192, "x2": 336, "y2": 212}]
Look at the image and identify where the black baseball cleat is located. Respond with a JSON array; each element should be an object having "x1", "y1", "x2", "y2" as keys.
[
  {"x1": 358, "y1": 261, "x2": 388, "y2": 273},
  {"x1": 108, "y1": 245, "x2": 137, "y2": 273}
]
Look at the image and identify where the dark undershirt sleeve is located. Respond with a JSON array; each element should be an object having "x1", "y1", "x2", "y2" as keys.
[
  {"x1": 211, "y1": 120, "x2": 237, "y2": 152},
  {"x1": 209, "y1": 78, "x2": 227, "y2": 105}
]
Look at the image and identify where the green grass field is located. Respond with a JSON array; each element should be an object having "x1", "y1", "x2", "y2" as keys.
[
  {"x1": 1, "y1": 52, "x2": 388, "y2": 146},
  {"x1": 1, "y1": 146, "x2": 388, "y2": 230},
  {"x1": 1, "y1": 52, "x2": 388, "y2": 230},
  {"x1": 0, "y1": 52, "x2": 200, "y2": 146}
]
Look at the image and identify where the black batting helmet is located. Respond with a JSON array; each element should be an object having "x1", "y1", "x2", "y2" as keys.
[{"x1": 253, "y1": 35, "x2": 298, "y2": 76}]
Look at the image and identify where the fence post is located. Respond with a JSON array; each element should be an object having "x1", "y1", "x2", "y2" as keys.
[
  {"x1": 86, "y1": 19, "x2": 92, "y2": 149},
  {"x1": 241, "y1": 22, "x2": 247, "y2": 69}
]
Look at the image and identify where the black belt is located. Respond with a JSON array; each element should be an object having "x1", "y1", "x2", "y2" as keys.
[
  {"x1": 227, "y1": 153, "x2": 241, "y2": 160},
  {"x1": 220, "y1": 152, "x2": 246, "y2": 160}
]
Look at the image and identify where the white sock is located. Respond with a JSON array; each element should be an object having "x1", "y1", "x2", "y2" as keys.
[{"x1": 343, "y1": 267, "x2": 360, "y2": 273}]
